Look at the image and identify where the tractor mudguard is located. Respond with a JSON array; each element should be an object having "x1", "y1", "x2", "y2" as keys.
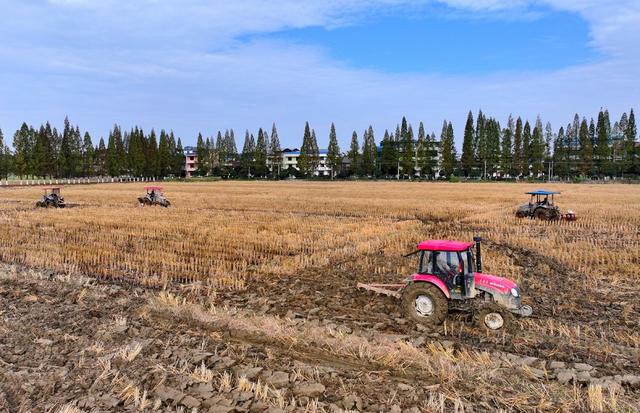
[{"x1": 409, "y1": 274, "x2": 450, "y2": 298}]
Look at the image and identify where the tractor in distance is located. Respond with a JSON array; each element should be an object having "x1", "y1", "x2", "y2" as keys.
[
  {"x1": 515, "y1": 190, "x2": 576, "y2": 221},
  {"x1": 35, "y1": 187, "x2": 66, "y2": 208},
  {"x1": 138, "y1": 186, "x2": 171, "y2": 207},
  {"x1": 357, "y1": 237, "x2": 532, "y2": 331}
]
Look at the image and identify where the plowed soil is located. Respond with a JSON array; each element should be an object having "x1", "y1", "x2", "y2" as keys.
[{"x1": 1, "y1": 182, "x2": 640, "y2": 412}]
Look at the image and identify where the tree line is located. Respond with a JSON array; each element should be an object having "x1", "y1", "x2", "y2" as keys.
[
  {"x1": 1, "y1": 118, "x2": 185, "y2": 179},
  {"x1": 0, "y1": 108, "x2": 637, "y2": 180},
  {"x1": 459, "y1": 108, "x2": 638, "y2": 179}
]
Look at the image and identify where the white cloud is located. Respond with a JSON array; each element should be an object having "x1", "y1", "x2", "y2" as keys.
[{"x1": 0, "y1": 0, "x2": 638, "y2": 148}]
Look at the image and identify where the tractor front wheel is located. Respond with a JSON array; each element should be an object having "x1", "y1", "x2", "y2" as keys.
[
  {"x1": 401, "y1": 283, "x2": 448, "y2": 327},
  {"x1": 475, "y1": 305, "x2": 512, "y2": 331}
]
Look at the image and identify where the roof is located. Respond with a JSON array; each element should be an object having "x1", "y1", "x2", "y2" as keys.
[
  {"x1": 282, "y1": 149, "x2": 329, "y2": 155},
  {"x1": 144, "y1": 186, "x2": 163, "y2": 190},
  {"x1": 525, "y1": 189, "x2": 560, "y2": 196},
  {"x1": 417, "y1": 240, "x2": 474, "y2": 252}
]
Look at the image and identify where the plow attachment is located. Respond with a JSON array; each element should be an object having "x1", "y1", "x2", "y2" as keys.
[{"x1": 356, "y1": 283, "x2": 405, "y2": 299}]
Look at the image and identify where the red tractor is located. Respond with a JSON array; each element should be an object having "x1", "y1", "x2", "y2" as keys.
[{"x1": 358, "y1": 237, "x2": 532, "y2": 330}]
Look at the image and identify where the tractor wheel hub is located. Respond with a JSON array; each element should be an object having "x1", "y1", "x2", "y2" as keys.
[
  {"x1": 415, "y1": 295, "x2": 434, "y2": 317},
  {"x1": 483, "y1": 312, "x2": 504, "y2": 330}
]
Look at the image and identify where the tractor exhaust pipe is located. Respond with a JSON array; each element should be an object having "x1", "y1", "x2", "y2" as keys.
[{"x1": 473, "y1": 236, "x2": 482, "y2": 273}]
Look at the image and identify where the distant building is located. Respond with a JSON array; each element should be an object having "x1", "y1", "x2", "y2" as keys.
[
  {"x1": 183, "y1": 146, "x2": 197, "y2": 177},
  {"x1": 273, "y1": 148, "x2": 332, "y2": 177}
]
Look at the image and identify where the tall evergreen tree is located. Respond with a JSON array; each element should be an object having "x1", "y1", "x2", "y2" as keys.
[
  {"x1": 326, "y1": 123, "x2": 341, "y2": 178},
  {"x1": 624, "y1": 109, "x2": 637, "y2": 174},
  {"x1": 81, "y1": 132, "x2": 94, "y2": 176},
  {"x1": 310, "y1": 129, "x2": 320, "y2": 174},
  {"x1": 145, "y1": 129, "x2": 159, "y2": 177},
  {"x1": 544, "y1": 122, "x2": 554, "y2": 161},
  {"x1": 553, "y1": 127, "x2": 569, "y2": 178},
  {"x1": 34, "y1": 123, "x2": 55, "y2": 177},
  {"x1": 95, "y1": 137, "x2": 107, "y2": 176},
  {"x1": 241, "y1": 130, "x2": 255, "y2": 177},
  {"x1": 474, "y1": 110, "x2": 485, "y2": 164},
  {"x1": 416, "y1": 122, "x2": 434, "y2": 178},
  {"x1": 228, "y1": 129, "x2": 238, "y2": 158},
  {"x1": 298, "y1": 122, "x2": 313, "y2": 176},
  {"x1": 158, "y1": 130, "x2": 172, "y2": 177},
  {"x1": 269, "y1": 123, "x2": 282, "y2": 177},
  {"x1": 115, "y1": 126, "x2": 127, "y2": 174},
  {"x1": 521, "y1": 121, "x2": 531, "y2": 176},
  {"x1": 214, "y1": 131, "x2": 224, "y2": 174},
  {"x1": 347, "y1": 131, "x2": 360, "y2": 176},
  {"x1": 485, "y1": 118, "x2": 501, "y2": 177},
  {"x1": 578, "y1": 118, "x2": 593, "y2": 176},
  {"x1": 595, "y1": 110, "x2": 612, "y2": 176},
  {"x1": 589, "y1": 118, "x2": 597, "y2": 148},
  {"x1": 128, "y1": 127, "x2": 146, "y2": 177},
  {"x1": 70, "y1": 126, "x2": 83, "y2": 177},
  {"x1": 441, "y1": 121, "x2": 456, "y2": 177},
  {"x1": 514, "y1": 117, "x2": 523, "y2": 177},
  {"x1": 461, "y1": 111, "x2": 475, "y2": 176},
  {"x1": 530, "y1": 123, "x2": 545, "y2": 176},
  {"x1": 174, "y1": 136, "x2": 184, "y2": 177},
  {"x1": 361, "y1": 126, "x2": 377, "y2": 176},
  {"x1": 12, "y1": 123, "x2": 32, "y2": 178},
  {"x1": 399, "y1": 117, "x2": 414, "y2": 177},
  {"x1": 254, "y1": 128, "x2": 268, "y2": 177},
  {"x1": 58, "y1": 117, "x2": 73, "y2": 177},
  {"x1": 0, "y1": 128, "x2": 8, "y2": 179},
  {"x1": 380, "y1": 129, "x2": 398, "y2": 176},
  {"x1": 501, "y1": 116, "x2": 514, "y2": 176},
  {"x1": 106, "y1": 128, "x2": 119, "y2": 176},
  {"x1": 195, "y1": 132, "x2": 208, "y2": 176}
]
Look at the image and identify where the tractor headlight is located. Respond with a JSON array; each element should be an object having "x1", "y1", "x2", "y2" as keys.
[{"x1": 511, "y1": 288, "x2": 519, "y2": 297}]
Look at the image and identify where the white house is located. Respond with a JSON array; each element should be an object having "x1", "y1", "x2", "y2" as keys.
[{"x1": 275, "y1": 149, "x2": 332, "y2": 177}]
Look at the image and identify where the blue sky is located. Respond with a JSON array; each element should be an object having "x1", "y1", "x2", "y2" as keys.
[
  {"x1": 260, "y1": 7, "x2": 596, "y2": 74},
  {"x1": 0, "y1": 1, "x2": 638, "y2": 149}
]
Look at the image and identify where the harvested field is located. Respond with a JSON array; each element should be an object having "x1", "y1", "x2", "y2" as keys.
[{"x1": 1, "y1": 181, "x2": 639, "y2": 412}]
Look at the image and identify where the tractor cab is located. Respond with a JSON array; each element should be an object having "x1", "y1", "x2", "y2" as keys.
[
  {"x1": 528, "y1": 190, "x2": 556, "y2": 207},
  {"x1": 46, "y1": 187, "x2": 62, "y2": 199},
  {"x1": 413, "y1": 239, "x2": 476, "y2": 299},
  {"x1": 145, "y1": 186, "x2": 162, "y2": 201}
]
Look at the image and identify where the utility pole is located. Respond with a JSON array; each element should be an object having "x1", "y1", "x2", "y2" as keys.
[{"x1": 484, "y1": 160, "x2": 487, "y2": 180}]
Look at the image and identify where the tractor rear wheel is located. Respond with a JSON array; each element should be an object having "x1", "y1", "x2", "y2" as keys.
[
  {"x1": 533, "y1": 208, "x2": 547, "y2": 220},
  {"x1": 475, "y1": 304, "x2": 512, "y2": 331},
  {"x1": 401, "y1": 283, "x2": 448, "y2": 327},
  {"x1": 546, "y1": 208, "x2": 559, "y2": 221}
]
